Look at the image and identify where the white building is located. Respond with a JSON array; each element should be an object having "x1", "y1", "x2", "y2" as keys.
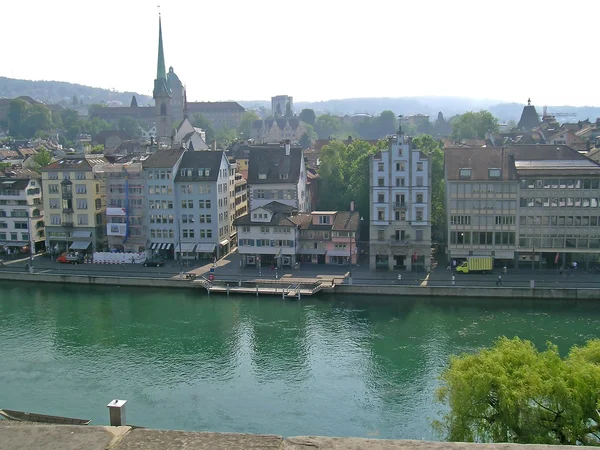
[
  {"x1": 234, "y1": 201, "x2": 299, "y2": 268},
  {"x1": 369, "y1": 131, "x2": 432, "y2": 271},
  {"x1": 0, "y1": 168, "x2": 45, "y2": 254},
  {"x1": 246, "y1": 141, "x2": 309, "y2": 212}
]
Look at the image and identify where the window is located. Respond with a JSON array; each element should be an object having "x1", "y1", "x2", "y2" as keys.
[
  {"x1": 416, "y1": 176, "x2": 423, "y2": 186},
  {"x1": 76, "y1": 199, "x2": 88, "y2": 209},
  {"x1": 395, "y1": 162, "x2": 405, "y2": 171},
  {"x1": 279, "y1": 173, "x2": 289, "y2": 180},
  {"x1": 75, "y1": 172, "x2": 85, "y2": 180},
  {"x1": 488, "y1": 168, "x2": 501, "y2": 178},
  {"x1": 14, "y1": 222, "x2": 27, "y2": 229},
  {"x1": 75, "y1": 184, "x2": 86, "y2": 194},
  {"x1": 459, "y1": 168, "x2": 472, "y2": 179},
  {"x1": 260, "y1": 226, "x2": 270, "y2": 233},
  {"x1": 378, "y1": 177, "x2": 384, "y2": 187},
  {"x1": 396, "y1": 177, "x2": 405, "y2": 187},
  {"x1": 48, "y1": 173, "x2": 58, "y2": 180},
  {"x1": 49, "y1": 198, "x2": 59, "y2": 209},
  {"x1": 378, "y1": 162, "x2": 384, "y2": 172},
  {"x1": 11, "y1": 232, "x2": 17, "y2": 241},
  {"x1": 255, "y1": 189, "x2": 265, "y2": 199},
  {"x1": 416, "y1": 193, "x2": 423, "y2": 203},
  {"x1": 77, "y1": 214, "x2": 88, "y2": 225},
  {"x1": 377, "y1": 229, "x2": 385, "y2": 240},
  {"x1": 416, "y1": 209, "x2": 423, "y2": 221},
  {"x1": 415, "y1": 229, "x2": 423, "y2": 241},
  {"x1": 416, "y1": 162, "x2": 424, "y2": 172},
  {"x1": 377, "y1": 193, "x2": 385, "y2": 203},
  {"x1": 318, "y1": 215, "x2": 330, "y2": 224},
  {"x1": 181, "y1": 200, "x2": 193, "y2": 209},
  {"x1": 377, "y1": 209, "x2": 384, "y2": 221}
]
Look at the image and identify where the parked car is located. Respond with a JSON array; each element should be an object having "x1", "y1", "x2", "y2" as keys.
[
  {"x1": 143, "y1": 257, "x2": 165, "y2": 267},
  {"x1": 56, "y1": 253, "x2": 84, "y2": 265}
]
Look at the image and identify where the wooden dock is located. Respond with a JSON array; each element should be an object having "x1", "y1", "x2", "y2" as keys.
[{"x1": 192, "y1": 277, "x2": 332, "y2": 297}]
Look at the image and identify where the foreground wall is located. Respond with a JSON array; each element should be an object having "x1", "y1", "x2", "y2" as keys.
[{"x1": 0, "y1": 425, "x2": 590, "y2": 450}]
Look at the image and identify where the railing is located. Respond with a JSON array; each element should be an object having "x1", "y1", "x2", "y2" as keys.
[
  {"x1": 62, "y1": 222, "x2": 74, "y2": 227},
  {"x1": 393, "y1": 202, "x2": 407, "y2": 209},
  {"x1": 61, "y1": 192, "x2": 72, "y2": 199}
]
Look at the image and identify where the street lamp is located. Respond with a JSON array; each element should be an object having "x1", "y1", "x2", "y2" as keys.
[
  {"x1": 27, "y1": 213, "x2": 34, "y2": 274},
  {"x1": 178, "y1": 218, "x2": 183, "y2": 280}
]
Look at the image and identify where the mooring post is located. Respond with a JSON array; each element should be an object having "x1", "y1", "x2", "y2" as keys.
[
  {"x1": 107, "y1": 399, "x2": 127, "y2": 426},
  {"x1": 227, "y1": 283, "x2": 230, "y2": 296},
  {"x1": 256, "y1": 285, "x2": 259, "y2": 297}
]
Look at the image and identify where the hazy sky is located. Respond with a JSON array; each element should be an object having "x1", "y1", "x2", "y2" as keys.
[{"x1": 3, "y1": 0, "x2": 599, "y2": 106}]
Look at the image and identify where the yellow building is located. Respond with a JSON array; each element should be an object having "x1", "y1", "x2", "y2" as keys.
[{"x1": 41, "y1": 155, "x2": 108, "y2": 254}]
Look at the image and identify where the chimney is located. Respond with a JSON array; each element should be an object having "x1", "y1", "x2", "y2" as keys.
[
  {"x1": 285, "y1": 139, "x2": 291, "y2": 156},
  {"x1": 350, "y1": 201, "x2": 355, "y2": 212},
  {"x1": 211, "y1": 140, "x2": 217, "y2": 151}
]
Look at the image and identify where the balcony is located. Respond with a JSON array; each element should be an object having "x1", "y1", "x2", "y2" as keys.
[
  {"x1": 61, "y1": 191, "x2": 72, "y2": 200},
  {"x1": 62, "y1": 207, "x2": 73, "y2": 214},
  {"x1": 63, "y1": 222, "x2": 74, "y2": 227},
  {"x1": 393, "y1": 202, "x2": 407, "y2": 210},
  {"x1": 390, "y1": 239, "x2": 410, "y2": 246}
]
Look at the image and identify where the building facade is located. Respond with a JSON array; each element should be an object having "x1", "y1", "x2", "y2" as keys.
[
  {"x1": 247, "y1": 142, "x2": 309, "y2": 212},
  {"x1": 445, "y1": 145, "x2": 600, "y2": 269},
  {"x1": 250, "y1": 118, "x2": 307, "y2": 144},
  {"x1": 369, "y1": 132, "x2": 432, "y2": 271},
  {"x1": 173, "y1": 150, "x2": 235, "y2": 260},
  {"x1": 234, "y1": 201, "x2": 299, "y2": 268},
  {"x1": 271, "y1": 95, "x2": 293, "y2": 117},
  {"x1": 0, "y1": 168, "x2": 45, "y2": 255},
  {"x1": 41, "y1": 155, "x2": 108, "y2": 254},
  {"x1": 96, "y1": 157, "x2": 149, "y2": 253}
]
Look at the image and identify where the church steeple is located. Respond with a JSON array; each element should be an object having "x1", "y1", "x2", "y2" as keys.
[
  {"x1": 153, "y1": 14, "x2": 172, "y2": 146},
  {"x1": 153, "y1": 15, "x2": 170, "y2": 99}
]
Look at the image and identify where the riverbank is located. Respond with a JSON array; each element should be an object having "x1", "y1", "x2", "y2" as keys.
[
  {"x1": 3, "y1": 270, "x2": 600, "y2": 300},
  {"x1": 0, "y1": 425, "x2": 593, "y2": 450}
]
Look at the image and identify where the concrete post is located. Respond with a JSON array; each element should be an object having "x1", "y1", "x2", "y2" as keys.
[{"x1": 107, "y1": 399, "x2": 127, "y2": 426}]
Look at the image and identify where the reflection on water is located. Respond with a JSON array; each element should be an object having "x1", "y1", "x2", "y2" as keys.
[{"x1": 1, "y1": 282, "x2": 599, "y2": 439}]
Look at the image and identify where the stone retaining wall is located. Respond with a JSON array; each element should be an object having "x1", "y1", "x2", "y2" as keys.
[{"x1": 0, "y1": 425, "x2": 590, "y2": 450}]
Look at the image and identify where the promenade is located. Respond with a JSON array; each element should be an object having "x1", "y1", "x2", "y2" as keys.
[{"x1": 2, "y1": 251, "x2": 598, "y2": 290}]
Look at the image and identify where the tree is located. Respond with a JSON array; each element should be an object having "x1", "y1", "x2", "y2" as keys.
[
  {"x1": 191, "y1": 113, "x2": 215, "y2": 144},
  {"x1": 237, "y1": 110, "x2": 260, "y2": 139},
  {"x1": 215, "y1": 126, "x2": 237, "y2": 147},
  {"x1": 435, "y1": 337, "x2": 600, "y2": 446},
  {"x1": 7, "y1": 99, "x2": 28, "y2": 137},
  {"x1": 29, "y1": 148, "x2": 54, "y2": 172},
  {"x1": 299, "y1": 109, "x2": 316, "y2": 127},
  {"x1": 285, "y1": 101, "x2": 293, "y2": 118},
  {"x1": 118, "y1": 116, "x2": 141, "y2": 138},
  {"x1": 72, "y1": 95, "x2": 78, "y2": 107},
  {"x1": 90, "y1": 145, "x2": 104, "y2": 154},
  {"x1": 413, "y1": 135, "x2": 445, "y2": 243},
  {"x1": 451, "y1": 110, "x2": 499, "y2": 141},
  {"x1": 315, "y1": 114, "x2": 343, "y2": 139}
]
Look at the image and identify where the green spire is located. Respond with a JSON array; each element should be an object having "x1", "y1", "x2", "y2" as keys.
[{"x1": 156, "y1": 15, "x2": 166, "y2": 81}]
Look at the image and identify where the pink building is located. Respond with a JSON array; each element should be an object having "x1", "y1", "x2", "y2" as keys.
[{"x1": 292, "y1": 210, "x2": 361, "y2": 265}]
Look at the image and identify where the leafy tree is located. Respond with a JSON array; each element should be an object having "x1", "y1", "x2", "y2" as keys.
[
  {"x1": 237, "y1": 110, "x2": 260, "y2": 139},
  {"x1": 191, "y1": 113, "x2": 215, "y2": 144},
  {"x1": 7, "y1": 99, "x2": 28, "y2": 137},
  {"x1": 215, "y1": 126, "x2": 237, "y2": 147},
  {"x1": 315, "y1": 114, "x2": 343, "y2": 139},
  {"x1": 435, "y1": 337, "x2": 600, "y2": 446},
  {"x1": 118, "y1": 116, "x2": 141, "y2": 137},
  {"x1": 90, "y1": 145, "x2": 104, "y2": 154},
  {"x1": 299, "y1": 109, "x2": 316, "y2": 126},
  {"x1": 29, "y1": 148, "x2": 54, "y2": 172},
  {"x1": 451, "y1": 110, "x2": 499, "y2": 141},
  {"x1": 318, "y1": 140, "x2": 380, "y2": 223},
  {"x1": 72, "y1": 95, "x2": 78, "y2": 107},
  {"x1": 285, "y1": 101, "x2": 293, "y2": 118},
  {"x1": 413, "y1": 135, "x2": 445, "y2": 243}
]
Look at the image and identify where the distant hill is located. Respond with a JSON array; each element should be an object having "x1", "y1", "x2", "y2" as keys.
[
  {"x1": 240, "y1": 97, "x2": 600, "y2": 124},
  {"x1": 0, "y1": 76, "x2": 153, "y2": 107}
]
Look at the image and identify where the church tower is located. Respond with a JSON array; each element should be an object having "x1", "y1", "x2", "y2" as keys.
[{"x1": 153, "y1": 15, "x2": 172, "y2": 146}]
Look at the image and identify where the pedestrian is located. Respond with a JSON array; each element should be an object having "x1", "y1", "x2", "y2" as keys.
[
  {"x1": 573, "y1": 261, "x2": 578, "y2": 270},
  {"x1": 397, "y1": 273, "x2": 402, "y2": 284},
  {"x1": 496, "y1": 275, "x2": 502, "y2": 286},
  {"x1": 451, "y1": 274, "x2": 455, "y2": 286},
  {"x1": 452, "y1": 260, "x2": 456, "y2": 271}
]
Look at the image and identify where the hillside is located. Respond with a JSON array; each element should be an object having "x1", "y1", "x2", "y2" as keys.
[{"x1": 0, "y1": 76, "x2": 152, "y2": 107}]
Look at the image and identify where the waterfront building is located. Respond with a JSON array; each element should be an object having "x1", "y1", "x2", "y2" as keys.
[
  {"x1": 173, "y1": 150, "x2": 235, "y2": 260},
  {"x1": 95, "y1": 156, "x2": 150, "y2": 253},
  {"x1": 445, "y1": 144, "x2": 600, "y2": 268},
  {"x1": 294, "y1": 210, "x2": 361, "y2": 265},
  {"x1": 368, "y1": 131, "x2": 432, "y2": 271},
  {"x1": 0, "y1": 167, "x2": 45, "y2": 254},
  {"x1": 234, "y1": 172, "x2": 248, "y2": 220},
  {"x1": 247, "y1": 141, "x2": 309, "y2": 212},
  {"x1": 234, "y1": 201, "x2": 299, "y2": 268},
  {"x1": 41, "y1": 155, "x2": 108, "y2": 254},
  {"x1": 142, "y1": 147, "x2": 185, "y2": 259}
]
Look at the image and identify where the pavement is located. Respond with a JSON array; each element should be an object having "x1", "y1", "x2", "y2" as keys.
[{"x1": 1, "y1": 251, "x2": 600, "y2": 289}]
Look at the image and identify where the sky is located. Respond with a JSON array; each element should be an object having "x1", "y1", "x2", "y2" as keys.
[{"x1": 3, "y1": 0, "x2": 599, "y2": 106}]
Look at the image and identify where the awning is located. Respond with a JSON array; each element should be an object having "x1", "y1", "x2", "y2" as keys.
[
  {"x1": 165, "y1": 243, "x2": 173, "y2": 250},
  {"x1": 327, "y1": 250, "x2": 351, "y2": 257},
  {"x1": 219, "y1": 239, "x2": 230, "y2": 247},
  {"x1": 159, "y1": 243, "x2": 167, "y2": 250},
  {"x1": 72, "y1": 230, "x2": 92, "y2": 238},
  {"x1": 69, "y1": 241, "x2": 91, "y2": 250},
  {"x1": 196, "y1": 243, "x2": 216, "y2": 253},
  {"x1": 176, "y1": 243, "x2": 196, "y2": 252},
  {"x1": 106, "y1": 207, "x2": 127, "y2": 216},
  {"x1": 5, "y1": 242, "x2": 28, "y2": 247},
  {"x1": 150, "y1": 243, "x2": 159, "y2": 250},
  {"x1": 297, "y1": 248, "x2": 327, "y2": 255}
]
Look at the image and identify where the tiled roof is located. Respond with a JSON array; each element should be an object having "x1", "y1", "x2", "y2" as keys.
[
  {"x1": 247, "y1": 145, "x2": 303, "y2": 185},
  {"x1": 142, "y1": 148, "x2": 185, "y2": 169},
  {"x1": 332, "y1": 211, "x2": 360, "y2": 231},
  {"x1": 233, "y1": 201, "x2": 298, "y2": 227},
  {"x1": 0, "y1": 177, "x2": 31, "y2": 190},
  {"x1": 187, "y1": 102, "x2": 245, "y2": 113},
  {"x1": 41, "y1": 155, "x2": 107, "y2": 171},
  {"x1": 92, "y1": 130, "x2": 131, "y2": 145},
  {"x1": 174, "y1": 151, "x2": 225, "y2": 182}
]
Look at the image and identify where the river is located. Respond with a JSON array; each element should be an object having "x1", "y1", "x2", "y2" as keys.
[{"x1": 0, "y1": 282, "x2": 599, "y2": 439}]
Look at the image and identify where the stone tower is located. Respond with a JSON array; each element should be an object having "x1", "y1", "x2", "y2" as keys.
[{"x1": 153, "y1": 15, "x2": 172, "y2": 146}]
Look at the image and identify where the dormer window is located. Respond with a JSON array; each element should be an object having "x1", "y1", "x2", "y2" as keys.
[
  {"x1": 180, "y1": 169, "x2": 186, "y2": 176},
  {"x1": 258, "y1": 173, "x2": 267, "y2": 180},
  {"x1": 318, "y1": 215, "x2": 330, "y2": 224},
  {"x1": 204, "y1": 169, "x2": 210, "y2": 177},
  {"x1": 279, "y1": 173, "x2": 288, "y2": 180},
  {"x1": 187, "y1": 169, "x2": 192, "y2": 177},
  {"x1": 459, "y1": 168, "x2": 472, "y2": 179},
  {"x1": 488, "y1": 168, "x2": 501, "y2": 179}
]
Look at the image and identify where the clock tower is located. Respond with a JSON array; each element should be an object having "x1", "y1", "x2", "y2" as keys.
[{"x1": 153, "y1": 15, "x2": 172, "y2": 147}]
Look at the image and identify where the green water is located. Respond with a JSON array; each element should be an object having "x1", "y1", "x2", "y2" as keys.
[{"x1": 1, "y1": 282, "x2": 599, "y2": 439}]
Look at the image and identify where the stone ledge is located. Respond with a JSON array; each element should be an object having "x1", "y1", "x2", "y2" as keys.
[{"x1": 0, "y1": 426, "x2": 591, "y2": 450}]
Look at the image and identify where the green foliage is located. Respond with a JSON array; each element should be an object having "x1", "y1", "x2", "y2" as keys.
[
  {"x1": 29, "y1": 148, "x2": 53, "y2": 172},
  {"x1": 8, "y1": 99, "x2": 53, "y2": 138},
  {"x1": 413, "y1": 135, "x2": 445, "y2": 242},
  {"x1": 435, "y1": 337, "x2": 600, "y2": 446},
  {"x1": 90, "y1": 145, "x2": 104, "y2": 154},
  {"x1": 191, "y1": 113, "x2": 215, "y2": 144},
  {"x1": 317, "y1": 140, "x2": 380, "y2": 222},
  {"x1": 285, "y1": 101, "x2": 293, "y2": 118},
  {"x1": 117, "y1": 116, "x2": 141, "y2": 137},
  {"x1": 237, "y1": 111, "x2": 260, "y2": 139},
  {"x1": 215, "y1": 126, "x2": 237, "y2": 147},
  {"x1": 451, "y1": 110, "x2": 499, "y2": 141},
  {"x1": 315, "y1": 114, "x2": 344, "y2": 139},
  {"x1": 299, "y1": 109, "x2": 316, "y2": 126}
]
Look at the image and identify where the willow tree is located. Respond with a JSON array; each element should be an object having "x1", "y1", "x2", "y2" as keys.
[{"x1": 434, "y1": 337, "x2": 600, "y2": 446}]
